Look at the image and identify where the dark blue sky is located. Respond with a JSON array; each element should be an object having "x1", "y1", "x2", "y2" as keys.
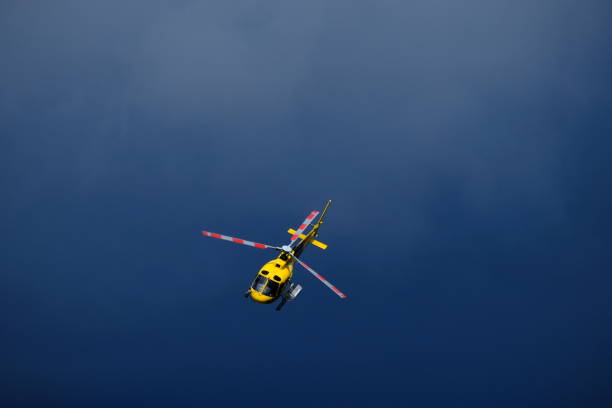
[{"x1": 2, "y1": 1, "x2": 612, "y2": 406}]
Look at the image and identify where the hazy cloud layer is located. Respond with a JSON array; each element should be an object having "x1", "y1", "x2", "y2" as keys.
[{"x1": 3, "y1": 1, "x2": 610, "y2": 210}]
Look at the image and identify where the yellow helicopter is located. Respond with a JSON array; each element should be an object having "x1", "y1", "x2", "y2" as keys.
[{"x1": 201, "y1": 200, "x2": 346, "y2": 311}]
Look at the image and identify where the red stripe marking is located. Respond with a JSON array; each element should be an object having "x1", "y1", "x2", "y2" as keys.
[
  {"x1": 211, "y1": 233, "x2": 222, "y2": 239},
  {"x1": 330, "y1": 287, "x2": 346, "y2": 297},
  {"x1": 298, "y1": 224, "x2": 306, "y2": 230},
  {"x1": 291, "y1": 234, "x2": 298, "y2": 240},
  {"x1": 307, "y1": 213, "x2": 316, "y2": 219},
  {"x1": 232, "y1": 238, "x2": 244, "y2": 244},
  {"x1": 202, "y1": 231, "x2": 208, "y2": 236},
  {"x1": 254, "y1": 243, "x2": 266, "y2": 249}
]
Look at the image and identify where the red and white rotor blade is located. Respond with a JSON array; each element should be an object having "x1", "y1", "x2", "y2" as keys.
[
  {"x1": 201, "y1": 231, "x2": 280, "y2": 250},
  {"x1": 292, "y1": 255, "x2": 347, "y2": 299},
  {"x1": 290, "y1": 210, "x2": 320, "y2": 245}
]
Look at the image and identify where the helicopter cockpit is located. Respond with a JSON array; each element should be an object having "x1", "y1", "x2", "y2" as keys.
[{"x1": 251, "y1": 273, "x2": 281, "y2": 297}]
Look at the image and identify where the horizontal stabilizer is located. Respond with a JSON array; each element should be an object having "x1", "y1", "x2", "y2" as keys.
[{"x1": 287, "y1": 229, "x2": 328, "y2": 250}]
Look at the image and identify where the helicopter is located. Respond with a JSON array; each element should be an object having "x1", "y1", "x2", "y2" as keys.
[{"x1": 200, "y1": 200, "x2": 346, "y2": 311}]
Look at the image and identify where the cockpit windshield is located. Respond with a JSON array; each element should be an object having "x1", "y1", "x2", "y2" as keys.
[
  {"x1": 251, "y1": 275, "x2": 267, "y2": 292},
  {"x1": 262, "y1": 279, "x2": 280, "y2": 297}
]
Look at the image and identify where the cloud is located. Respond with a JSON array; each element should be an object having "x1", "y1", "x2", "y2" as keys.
[{"x1": 2, "y1": 0, "x2": 610, "y2": 226}]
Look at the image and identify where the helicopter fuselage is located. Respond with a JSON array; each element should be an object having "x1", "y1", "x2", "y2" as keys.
[{"x1": 248, "y1": 253, "x2": 295, "y2": 303}]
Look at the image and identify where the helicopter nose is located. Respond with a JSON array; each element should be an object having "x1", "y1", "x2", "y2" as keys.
[
  {"x1": 250, "y1": 292, "x2": 263, "y2": 303},
  {"x1": 250, "y1": 291, "x2": 273, "y2": 304}
]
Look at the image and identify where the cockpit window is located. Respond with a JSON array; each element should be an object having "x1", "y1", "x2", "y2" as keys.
[
  {"x1": 262, "y1": 279, "x2": 280, "y2": 297},
  {"x1": 251, "y1": 275, "x2": 267, "y2": 292}
]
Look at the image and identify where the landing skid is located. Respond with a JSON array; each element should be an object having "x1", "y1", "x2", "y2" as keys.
[{"x1": 275, "y1": 297, "x2": 288, "y2": 311}]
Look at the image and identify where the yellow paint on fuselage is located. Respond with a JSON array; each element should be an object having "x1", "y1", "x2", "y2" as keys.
[{"x1": 249, "y1": 254, "x2": 294, "y2": 303}]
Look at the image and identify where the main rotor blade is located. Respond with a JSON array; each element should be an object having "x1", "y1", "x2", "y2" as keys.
[
  {"x1": 202, "y1": 231, "x2": 281, "y2": 250},
  {"x1": 291, "y1": 255, "x2": 347, "y2": 299},
  {"x1": 289, "y1": 210, "x2": 320, "y2": 246}
]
